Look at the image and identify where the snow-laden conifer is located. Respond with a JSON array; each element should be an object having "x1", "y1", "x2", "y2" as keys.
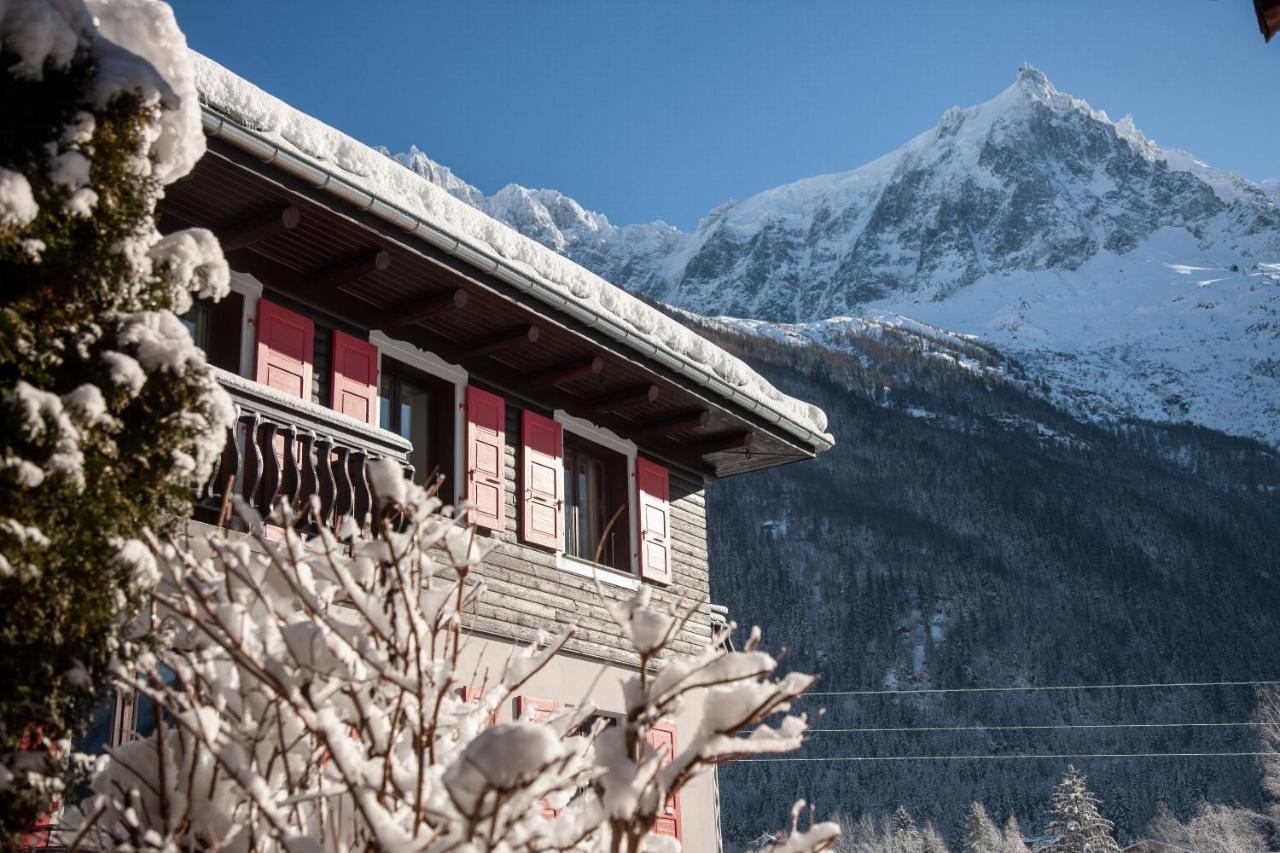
[
  {"x1": 890, "y1": 805, "x2": 923, "y2": 853},
  {"x1": 1000, "y1": 814, "x2": 1025, "y2": 853},
  {"x1": 0, "y1": 0, "x2": 231, "y2": 837},
  {"x1": 963, "y1": 802, "x2": 1001, "y2": 853},
  {"x1": 59, "y1": 467, "x2": 839, "y2": 851},
  {"x1": 1042, "y1": 766, "x2": 1119, "y2": 853}
]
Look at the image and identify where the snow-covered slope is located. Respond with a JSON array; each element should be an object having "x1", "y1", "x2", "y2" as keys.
[{"x1": 387, "y1": 65, "x2": 1280, "y2": 446}]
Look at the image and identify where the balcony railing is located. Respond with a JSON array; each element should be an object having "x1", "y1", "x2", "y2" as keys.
[{"x1": 199, "y1": 368, "x2": 414, "y2": 536}]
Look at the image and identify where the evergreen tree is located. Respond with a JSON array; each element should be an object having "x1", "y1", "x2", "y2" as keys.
[
  {"x1": 922, "y1": 821, "x2": 950, "y2": 853},
  {"x1": 891, "y1": 806, "x2": 923, "y2": 853},
  {"x1": 964, "y1": 802, "x2": 1001, "y2": 853},
  {"x1": 1044, "y1": 767, "x2": 1121, "y2": 853},
  {"x1": 1001, "y1": 814, "x2": 1026, "y2": 852},
  {"x1": 0, "y1": 0, "x2": 229, "y2": 838}
]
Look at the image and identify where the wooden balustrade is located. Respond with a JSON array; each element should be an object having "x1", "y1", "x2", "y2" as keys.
[{"x1": 199, "y1": 368, "x2": 414, "y2": 537}]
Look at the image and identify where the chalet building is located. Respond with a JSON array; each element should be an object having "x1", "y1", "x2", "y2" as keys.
[{"x1": 112, "y1": 54, "x2": 832, "y2": 849}]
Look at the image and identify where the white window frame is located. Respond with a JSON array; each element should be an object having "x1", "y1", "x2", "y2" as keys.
[
  {"x1": 228, "y1": 270, "x2": 263, "y2": 379},
  {"x1": 371, "y1": 330, "x2": 468, "y2": 505},
  {"x1": 553, "y1": 409, "x2": 638, "y2": 587}
]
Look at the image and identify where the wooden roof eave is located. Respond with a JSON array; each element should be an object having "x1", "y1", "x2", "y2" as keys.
[{"x1": 161, "y1": 141, "x2": 822, "y2": 480}]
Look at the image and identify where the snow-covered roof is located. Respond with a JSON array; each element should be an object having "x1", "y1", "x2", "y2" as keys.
[{"x1": 190, "y1": 54, "x2": 832, "y2": 451}]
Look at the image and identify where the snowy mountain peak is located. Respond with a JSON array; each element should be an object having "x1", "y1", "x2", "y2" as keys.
[
  {"x1": 381, "y1": 67, "x2": 1280, "y2": 446},
  {"x1": 1014, "y1": 61, "x2": 1055, "y2": 97}
]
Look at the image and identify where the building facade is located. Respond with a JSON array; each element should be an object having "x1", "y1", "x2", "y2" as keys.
[{"x1": 97, "y1": 54, "x2": 832, "y2": 850}]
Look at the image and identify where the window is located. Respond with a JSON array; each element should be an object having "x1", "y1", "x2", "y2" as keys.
[
  {"x1": 562, "y1": 435, "x2": 630, "y2": 570},
  {"x1": 380, "y1": 360, "x2": 455, "y2": 488},
  {"x1": 181, "y1": 292, "x2": 244, "y2": 373},
  {"x1": 181, "y1": 300, "x2": 211, "y2": 351}
]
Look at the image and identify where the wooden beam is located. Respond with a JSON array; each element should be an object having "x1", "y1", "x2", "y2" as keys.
[
  {"x1": 388, "y1": 288, "x2": 468, "y2": 328},
  {"x1": 465, "y1": 324, "x2": 540, "y2": 357},
  {"x1": 313, "y1": 249, "x2": 390, "y2": 291},
  {"x1": 637, "y1": 410, "x2": 710, "y2": 437},
  {"x1": 218, "y1": 205, "x2": 301, "y2": 251},
  {"x1": 522, "y1": 356, "x2": 604, "y2": 388},
  {"x1": 591, "y1": 384, "x2": 658, "y2": 414},
  {"x1": 697, "y1": 431, "x2": 753, "y2": 455}
]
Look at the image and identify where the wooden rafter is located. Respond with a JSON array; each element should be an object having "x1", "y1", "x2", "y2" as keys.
[
  {"x1": 696, "y1": 431, "x2": 753, "y2": 455},
  {"x1": 465, "y1": 324, "x2": 540, "y2": 357},
  {"x1": 637, "y1": 410, "x2": 710, "y2": 436},
  {"x1": 313, "y1": 249, "x2": 390, "y2": 291},
  {"x1": 387, "y1": 288, "x2": 468, "y2": 328},
  {"x1": 522, "y1": 356, "x2": 604, "y2": 388},
  {"x1": 591, "y1": 384, "x2": 658, "y2": 414},
  {"x1": 219, "y1": 205, "x2": 301, "y2": 251}
]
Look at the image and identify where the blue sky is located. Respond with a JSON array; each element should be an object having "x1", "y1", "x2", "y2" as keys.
[{"x1": 171, "y1": 1, "x2": 1277, "y2": 231}]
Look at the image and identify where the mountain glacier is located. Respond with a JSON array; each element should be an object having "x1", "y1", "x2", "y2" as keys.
[{"x1": 387, "y1": 65, "x2": 1280, "y2": 445}]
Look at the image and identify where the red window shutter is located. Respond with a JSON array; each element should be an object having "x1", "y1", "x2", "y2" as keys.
[
  {"x1": 647, "y1": 721, "x2": 681, "y2": 841},
  {"x1": 521, "y1": 410, "x2": 564, "y2": 551},
  {"x1": 465, "y1": 386, "x2": 506, "y2": 530},
  {"x1": 330, "y1": 331, "x2": 379, "y2": 425},
  {"x1": 254, "y1": 298, "x2": 314, "y2": 399},
  {"x1": 636, "y1": 458, "x2": 672, "y2": 584},
  {"x1": 516, "y1": 695, "x2": 563, "y2": 819},
  {"x1": 514, "y1": 695, "x2": 560, "y2": 723}
]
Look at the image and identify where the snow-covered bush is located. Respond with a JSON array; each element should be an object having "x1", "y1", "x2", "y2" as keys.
[
  {"x1": 60, "y1": 466, "x2": 839, "y2": 852},
  {"x1": 0, "y1": 0, "x2": 231, "y2": 835}
]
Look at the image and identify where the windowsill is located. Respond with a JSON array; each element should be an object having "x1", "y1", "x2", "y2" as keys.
[{"x1": 556, "y1": 553, "x2": 640, "y2": 591}]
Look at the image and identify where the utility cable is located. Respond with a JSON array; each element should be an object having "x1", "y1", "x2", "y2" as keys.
[
  {"x1": 802, "y1": 679, "x2": 1280, "y2": 698},
  {"x1": 807, "y1": 721, "x2": 1265, "y2": 734},
  {"x1": 737, "y1": 751, "x2": 1271, "y2": 763}
]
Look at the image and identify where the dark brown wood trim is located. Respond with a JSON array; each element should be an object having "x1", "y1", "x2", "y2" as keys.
[
  {"x1": 591, "y1": 384, "x2": 659, "y2": 414},
  {"x1": 388, "y1": 288, "x2": 468, "y2": 328},
  {"x1": 312, "y1": 249, "x2": 391, "y2": 291},
  {"x1": 522, "y1": 356, "x2": 604, "y2": 388},
  {"x1": 218, "y1": 205, "x2": 301, "y2": 251},
  {"x1": 464, "y1": 324, "x2": 540, "y2": 357},
  {"x1": 696, "y1": 431, "x2": 753, "y2": 455},
  {"x1": 637, "y1": 410, "x2": 710, "y2": 437}
]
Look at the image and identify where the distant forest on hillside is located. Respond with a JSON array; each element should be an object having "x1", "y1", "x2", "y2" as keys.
[{"x1": 692, "y1": 321, "x2": 1280, "y2": 848}]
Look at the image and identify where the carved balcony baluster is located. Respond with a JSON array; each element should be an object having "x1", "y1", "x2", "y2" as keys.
[
  {"x1": 199, "y1": 368, "x2": 413, "y2": 540},
  {"x1": 314, "y1": 435, "x2": 336, "y2": 528},
  {"x1": 331, "y1": 445, "x2": 353, "y2": 525},
  {"x1": 279, "y1": 425, "x2": 300, "y2": 513},
  {"x1": 295, "y1": 429, "x2": 317, "y2": 516},
  {"x1": 255, "y1": 421, "x2": 280, "y2": 514},
  {"x1": 240, "y1": 411, "x2": 263, "y2": 510}
]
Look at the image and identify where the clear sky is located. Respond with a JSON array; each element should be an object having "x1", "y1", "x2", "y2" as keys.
[{"x1": 170, "y1": 1, "x2": 1277, "y2": 231}]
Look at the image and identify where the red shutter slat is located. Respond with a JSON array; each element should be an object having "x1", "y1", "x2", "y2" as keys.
[
  {"x1": 330, "y1": 331, "x2": 379, "y2": 426},
  {"x1": 254, "y1": 298, "x2": 314, "y2": 400},
  {"x1": 636, "y1": 458, "x2": 672, "y2": 585},
  {"x1": 647, "y1": 721, "x2": 681, "y2": 841},
  {"x1": 521, "y1": 411, "x2": 564, "y2": 551},
  {"x1": 465, "y1": 386, "x2": 506, "y2": 530}
]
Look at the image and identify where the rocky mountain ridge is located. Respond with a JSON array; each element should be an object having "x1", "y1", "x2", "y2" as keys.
[{"x1": 385, "y1": 65, "x2": 1280, "y2": 446}]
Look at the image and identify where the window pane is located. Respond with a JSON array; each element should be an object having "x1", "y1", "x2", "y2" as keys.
[
  {"x1": 180, "y1": 301, "x2": 211, "y2": 351},
  {"x1": 400, "y1": 380, "x2": 432, "y2": 484},
  {"x1": 379, "y1": 374, "x2": 394, "y2": 432}
]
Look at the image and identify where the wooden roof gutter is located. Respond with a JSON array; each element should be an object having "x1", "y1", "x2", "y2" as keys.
[{"x1": 200, "y1": 107, "x2": 833, "y2": 456}]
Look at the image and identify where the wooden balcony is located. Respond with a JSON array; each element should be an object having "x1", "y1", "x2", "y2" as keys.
[{"x1": 198, "y1": 368, "x2": 413, "y2": 536}]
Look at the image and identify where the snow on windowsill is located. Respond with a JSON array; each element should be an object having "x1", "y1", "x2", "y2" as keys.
[{"x1": 191, "y1": 53, "x2": 832, "y2": 447}]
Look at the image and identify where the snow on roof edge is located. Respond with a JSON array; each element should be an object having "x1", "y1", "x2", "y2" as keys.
[{"x1": 190, "y1": 53, "x2": 831, "y2": 449}]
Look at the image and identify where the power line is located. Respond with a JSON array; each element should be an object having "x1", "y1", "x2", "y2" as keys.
[
  {"x1": 808, "y1": 721, "x2": 1266, "y2": 734},
  {"x1": 737, "y1": 751, "x2": 1271, "y2": 763},
  {"x1": 802, "y1": 679, "x2": 1280, "y2": 698}
]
